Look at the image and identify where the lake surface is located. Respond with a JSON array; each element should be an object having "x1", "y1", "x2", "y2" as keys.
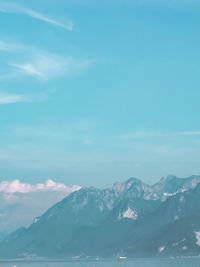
[{"x1": 0, "y1": 258, "x2": 200, "y2": 267}]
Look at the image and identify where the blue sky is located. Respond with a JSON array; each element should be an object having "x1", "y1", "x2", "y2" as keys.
[{"x1": 1, "y1": 0, "x2": 200, "y2": 187}]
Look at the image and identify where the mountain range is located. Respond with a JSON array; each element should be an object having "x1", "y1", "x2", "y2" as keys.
[{"x1": 1, "y1": 175, "x2": 200, "y2": 259}]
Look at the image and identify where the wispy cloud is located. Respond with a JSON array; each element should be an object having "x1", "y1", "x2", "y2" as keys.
[
  {"x1": 11, "y1": 63, "x2": 45, "y2": 79},
  {"x1": 0, "y1": 1, "x2": 74, "y2": 31},
  {"x1": 0, "y1": 88, "x2": 48, "y2": 106},
  {"x1": 0, "y1": 92, "x2": 29, "y2": 105},
  {"x1": 10, "y1": 53, "x2": 93, "y2": 80},
  {"x1": 0, "y1": 40, "x2": 93, "y2": 81}
]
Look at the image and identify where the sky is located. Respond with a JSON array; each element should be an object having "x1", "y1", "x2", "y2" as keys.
[{"x1": 1, "y1": 0, "x2": 200, "y2": 188}]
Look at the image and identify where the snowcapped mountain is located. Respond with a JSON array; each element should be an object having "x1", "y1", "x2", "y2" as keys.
[
  {"x1": 1, "y1": 175, "x2": 200, "y2": 259},
  {"x1": 0, "y1": 179, "x2": 80, "y2": 238}
]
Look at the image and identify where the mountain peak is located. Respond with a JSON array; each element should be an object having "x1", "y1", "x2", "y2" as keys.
[
  {"x1": 125, "y1": 177, "x2": 143, "y2": 185},
  {"x1": 165, "y1": 175, "x2": 178, "y2": 181},
  {"x1": 111, "y1": 177, "x2": 142, "y2": 196}
]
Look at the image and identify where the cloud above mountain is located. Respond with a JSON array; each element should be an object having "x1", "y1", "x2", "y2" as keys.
[{"x1": 0, "y1": 179, "x2": 81, "y2": 194}]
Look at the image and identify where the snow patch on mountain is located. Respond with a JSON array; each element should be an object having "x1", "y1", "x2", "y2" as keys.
[
  {"x1": 194, "y1": 231, "x2": 200, "y2": 246},
  {"x1": 161, "y1": 194, "x2": 172, "y2": 201},
  {"x1": 158, "y1": 246, "x2": 165, "y2": 253},
  {"x1": 121, "y1": 207, "x2": 138, "y2": 220}
]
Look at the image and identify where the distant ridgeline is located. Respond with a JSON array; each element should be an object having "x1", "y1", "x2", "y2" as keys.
[{"x1": 1, "y1": 175, "x2": 200, "y2": 259}]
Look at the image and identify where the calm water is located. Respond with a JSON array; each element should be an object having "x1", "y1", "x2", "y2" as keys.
[{"x1": 0, "y1": 258, "x2": 200, "y2": 267}]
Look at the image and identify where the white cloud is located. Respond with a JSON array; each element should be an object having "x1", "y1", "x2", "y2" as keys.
[
  {"x1": 0, "y1": 93, "x2": 29, "y2": 105},
  {"x1": 0, "y1": 179, "x2": 81, "y2": 194},
  {"x1": 0, "y1": 1, "x2": 74, "y2": 31},
  {"x1": 11, "y1": 63, "x2": 45, "y2": 78},
  {"x1": 11, "y1": 53, "x2": 93, "y2": 80},
  {"x1": 0, "y1": 92, "x2": 46, "y2": 105},
  {"x1": 0, "y1": 39, "x2": 93, "y2": 81}
]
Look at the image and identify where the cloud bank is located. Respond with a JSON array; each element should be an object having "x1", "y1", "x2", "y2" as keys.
[{"x1": 0, "y1": 179, "x2": 81, "y2": 194}]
